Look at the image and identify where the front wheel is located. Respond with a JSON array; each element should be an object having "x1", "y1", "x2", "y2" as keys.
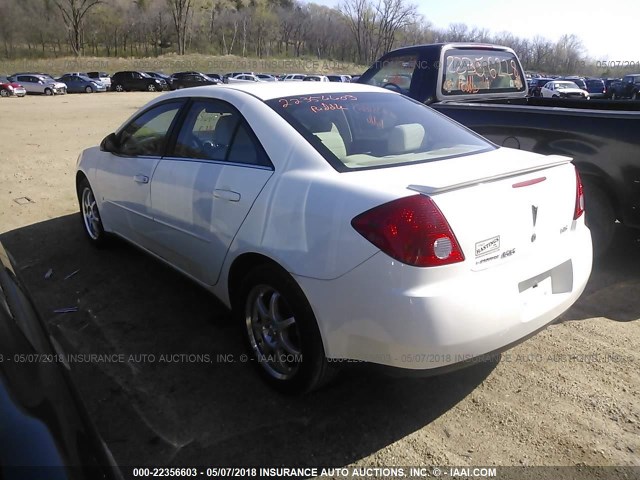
[
  {"x1": 44, "y1": 88, "x2": 53, "y2": 96},
  {"x1": 77, "y1": 177, "x2": 108, "y2": 247},
  {"x1": 114, "y1": 84, "x2": 124, "y2": 92},
  {"x1": 236, "y1": 265, "x2": 334, "y2": 394},
  {"x1": 147, "y1": 83, "x2": 157, "y2": 92},
  {"x1": 0, "y1": 89, "x2": 8, "y2": 97},
  {"x1": 610, "y1": 92, "x2": 617, "y2": 100},
  {"x1": 85, "y1": 85, "x2": 93, "y2": 93},
  {"x1": 583, "y1": 180, "x2": 615, "y2": 257}
]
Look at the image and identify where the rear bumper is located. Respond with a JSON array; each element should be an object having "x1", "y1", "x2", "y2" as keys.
[{"x1": 295, "y1": 221, "x2": 592, "y2": 370}]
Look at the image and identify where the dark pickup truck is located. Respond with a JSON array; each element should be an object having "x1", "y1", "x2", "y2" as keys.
[
  {"x1": 358, "y1": 43, "x2": 640, "y2": 254},
  {"x1": 608, "y1": 74, "x2": 640, "y2": 100}
]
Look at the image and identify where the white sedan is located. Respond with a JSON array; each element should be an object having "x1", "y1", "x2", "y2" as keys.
[
  {"x1": 540, "y1": 81, "x2": 590, "y2": 99},
  {"x1": 75, "y1": 82, "x2": 592, "y2": 393},
  {"x1": 226, "y1": 74, "x2": 263, "y2": 83}
]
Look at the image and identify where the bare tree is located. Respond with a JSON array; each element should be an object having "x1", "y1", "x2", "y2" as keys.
[
  {"x1": 374, "y1": 0, "x2": 418, "y2": 55},
  {"x1": 167, "y1": 0, "x2": 193, "y2": 54},
  {"x1": 54, "y1": 0, "x2": 102, "y2": 55}
]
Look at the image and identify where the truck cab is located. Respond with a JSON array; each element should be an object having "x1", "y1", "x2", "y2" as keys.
[{"x1": 358, "y1": 43, "x2": 527, "y2": 105}]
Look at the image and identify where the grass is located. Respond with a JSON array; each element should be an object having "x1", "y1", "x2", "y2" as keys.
[{"x1": 0, "y1": 53, "x2": 367, "y2": 77}]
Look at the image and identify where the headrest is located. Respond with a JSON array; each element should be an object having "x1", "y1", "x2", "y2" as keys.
[
  {"x1": 214, "y1": 115, "x2": 238, "y2": 146},
  {"x1": 387, "y1": 123, "x2": 425, "y2": 154}
]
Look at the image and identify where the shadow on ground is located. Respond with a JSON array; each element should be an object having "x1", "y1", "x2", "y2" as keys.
[
  {"x1": 1, "y1": 214, "x2": 498, "y2": 468},
  {"x1": 558, "y1": 224, "x2": 640, "y2": 323}
]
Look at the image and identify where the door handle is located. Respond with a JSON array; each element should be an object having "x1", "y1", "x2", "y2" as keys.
[
  {"x1": 134, "y1": 174, "x2": 149, "y2": 184},
  {"x1": 213, "y1": 189, "x2": 241, "y2": 202}
]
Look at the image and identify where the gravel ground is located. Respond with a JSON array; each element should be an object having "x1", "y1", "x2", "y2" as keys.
[{"x1": 0, "y1": 93, "x2": 638, "y2": 478}]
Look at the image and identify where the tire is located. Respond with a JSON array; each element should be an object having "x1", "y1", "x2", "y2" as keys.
[
  {"x1": 147, "y1": 83, "x2": 157, "y2": 92},
  {"x1": 0, "y1": 89, "x2": 8, "y2": 97},
  {"x1": 85, "y1": 85, "x2": 93, "y2": 93},
  {"x1": 44, "y1": 88, "x2": 53, "y2": 96},
  {"x1": 582, "y1": 180, "x2": 615, "y2": 257},
  {"x1": 236, "y1": 264, "x2": 334, "y2": 394},
  {"x1": 611, "y1": 92, "x2": 617, "y2": 100},
  {"x1": 633, "y1": 92, "x2": 639, "y2": 101},
  {"x1": 114, "y1": 84, "x2": 124, "y2": 92},
  {"x1": 77, "y1": 177, "x2": 108, "y2": 247}
]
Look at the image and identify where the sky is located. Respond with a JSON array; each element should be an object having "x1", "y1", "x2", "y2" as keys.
[{"x1": 304, "y1": 0, "x2": 637, "y2": 63}]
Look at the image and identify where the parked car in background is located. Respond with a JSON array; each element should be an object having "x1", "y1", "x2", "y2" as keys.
[
  {"x1": 302, "y1": 75, "x2": 330, "y2": 82},
  {"x1": 560, "y1": 76, "x2": 588, "y2": 91},
  {"x1": 206, "y1": 73, "x2": 223, "y2": 83},
  {"x1": 226, "y1": 74, "x2": 263, "y2": 83},
  {"x1": 145, "y1": 72, "x2": 173, "y2": 89},
  {"x1": 584, "y1": 78, "x2": 606, "y2": 99},
  {"x1": 87, "y1": 71, "x2": 111, "y2": 88},
  {"x1": 282, "y1": 73, "x2": 307, "y2": 81},
  {"x1": 223, "y1": 72, "x2": 255, "y2": 83},
  {"x1": 608, "y1": 74, "x2": 640, "y2": 100},
  {"x1": 111, "y1": 71, "x2": 168, "y2": 92},
  {"x1": 76, "y1": 82, "x2": 592, "y2": 393},
  {"x1": 0, "y1": 241, "x2": 123, "y2": 480},
  {"x1": 327, "y1": 75, "x2": 351, "y2": 82},
  {"x1": 57, "y1": 74, "x2": 106, "y2": 93},
  {"x1": 256, "y1": 74, "x2": 278, "y2": 81},
  {"x1": 540, "y1": 80, "x2": 590, "y2": 99},
  {"x1": 528, "y1": 77, "x2": 553, "y2": 97},
  {"x1": 0, "y1": 76, "x2": 26, "y2": 97},
  {"x1": 8, "y1": 74, "x2": 66, "y2": 95},
  {"x1": 603, "y1": 78, "x2": 619, "y2": 98},
  {"x1": 171, "y1": 71, "x2": 219, "y2": 89}
]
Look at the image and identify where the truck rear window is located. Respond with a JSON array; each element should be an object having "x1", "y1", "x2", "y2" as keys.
[{"x1": 441, "y1": 48, "x2": 526, "y2": 97}]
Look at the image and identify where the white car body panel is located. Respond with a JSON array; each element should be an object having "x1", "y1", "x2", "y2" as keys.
[
  {"x1": 77, "y1": 82, "x2": 593, "y2": 371},
  {"x1": 148, "y1": 159, "x2": 273, "y2": 285},
  {"x1": 95, "y1": 154, "x2": 160, "y2": 248}
]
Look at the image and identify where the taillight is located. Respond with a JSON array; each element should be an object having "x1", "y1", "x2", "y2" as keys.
[
  {"x1": 574, "y1": 169, "x2": 585, "y2": 220},
  {"x1": 351, "y1": 194, "x2": 465, "y2": 267}
]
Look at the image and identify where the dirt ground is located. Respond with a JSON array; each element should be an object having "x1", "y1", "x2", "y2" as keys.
[{"x1": 0, "y1": 93, "x2": 638, "y2": 476}]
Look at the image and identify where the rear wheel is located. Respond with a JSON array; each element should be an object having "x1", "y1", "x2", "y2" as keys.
[
  {"x1": 236, "y1": 264, "x2": 334, "y2": 394},
  {"x1": 583, "y1": 180, "x2": 615, "y2": 257}
]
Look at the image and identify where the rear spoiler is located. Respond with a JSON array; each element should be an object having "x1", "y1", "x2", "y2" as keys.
[{"x1": 408, "y1": 155, "x2": 572, "y2": 195}]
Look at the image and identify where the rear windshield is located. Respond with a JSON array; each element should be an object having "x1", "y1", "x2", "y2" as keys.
[
  {"x1": 441, "y1": 49, "x2": 526, "y2": 97},
  {"x1": 266, "y1": 91, "x2": 493, "y2": 171}
]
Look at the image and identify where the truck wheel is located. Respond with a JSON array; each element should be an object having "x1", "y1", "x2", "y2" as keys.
[{"x1": 583, "y1": 181, "x2": 615, "y2": 257}]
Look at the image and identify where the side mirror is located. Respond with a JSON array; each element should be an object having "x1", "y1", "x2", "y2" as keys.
[{"x1": 100, "y1": 133, "x2": 120, "y2": 153}]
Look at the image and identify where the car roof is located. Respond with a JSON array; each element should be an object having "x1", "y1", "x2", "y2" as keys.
[{"x1": 159, "y1": 81, "x2": 390, "y2": 101}]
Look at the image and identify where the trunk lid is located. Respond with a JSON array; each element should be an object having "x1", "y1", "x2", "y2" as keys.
[{"x1": 351, "y1": 147, "x2": 578, "y2": 270}]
